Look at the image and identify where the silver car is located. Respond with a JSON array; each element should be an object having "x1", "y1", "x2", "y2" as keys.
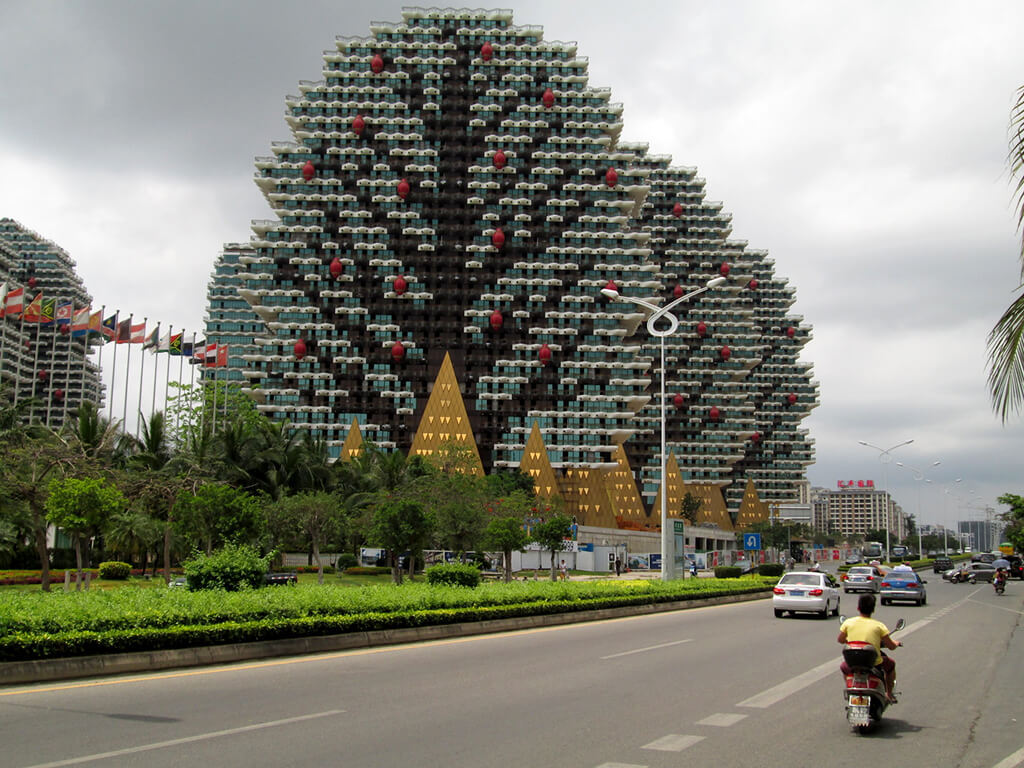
[
  {"x1": 773, "y1": 571, "x2": 841, "y2": 618},
  {"x1": 843, "y1": 565, "x2": 884, "y2": 593}
]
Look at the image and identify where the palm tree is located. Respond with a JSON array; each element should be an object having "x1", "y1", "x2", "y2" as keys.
[{"x1": 988, "y1": 85, "x2": 1024, "y2": 421}]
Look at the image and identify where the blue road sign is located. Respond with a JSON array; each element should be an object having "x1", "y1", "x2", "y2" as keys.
[{"x1": 744, "y1": 533, "x2": 762, "y2": 550}]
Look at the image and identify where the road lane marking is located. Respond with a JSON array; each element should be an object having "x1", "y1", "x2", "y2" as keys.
[
  {"x1": 18, "y1": 709, "x2": 343, "y2": 768},
  {"x1": 641, "y1": 734, "x2": 704, "y2": 751},
  {"x1": 992, "y1": 744, "x2": 1024, "y2": 768},
  {"x1": 697, "y1": 713, "x2": 747, "y2": 726},
  {"x1": 594, "y1": 763, "x2": 646, "y2": 768},
  {"x1": 601, "y1": 639, "x2": 693, "y2": 659}
]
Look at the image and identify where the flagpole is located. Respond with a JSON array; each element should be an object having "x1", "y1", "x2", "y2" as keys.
[
  {"x1": 0, "y1": 285, "x2": 8, "y2": 393},
  {"x1": 150, "y1": 322, "x2": 160, "y2": 425},
  {"x1": 29, "y1": 313, "x2": 43, "y2": 424},
  {"x1": 73, "y1": 310, "x2": 91, "y2": 426},
  {"x1": 176, "y1": 330, "x2": 187, "y2": 441},
  {"x1": 163, "y1": 326, "x2": 173, "y2": 426},
  {"x1": 190, "y1": 333, "x2": 201, "y2": 442},
  {"x1": 107, "y1": 310, "x2": 120, "y2": 423},
  {"x1": 45, "y1": 299, "x2": 64, "y2": 429},
  {"x1": 210, "y1": 349, "x2": 218, "y2": 435},
  {"x1": 135, "y1": 317, "x2": 147, "y2": 440},
  {"x1": 15, "y1": 295, "x2": 28, "y2": 406},
  {"x1": 95, "y1": 305, "x2": 106, "y2": 413}
]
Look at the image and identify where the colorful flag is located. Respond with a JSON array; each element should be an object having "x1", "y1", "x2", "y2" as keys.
[
  {"x1": 22, "y1": 293, "x2": 45, "y2": 323},
  {"x1": 189, "y1": 339, "x2": 208, "y2": 364},
  {"x1": 143, "y1": 327, "x2": 160, "y2": 350},
  {"x1": 181, "y1": 340, "x2": 195, "y2": 357},
  {"x1": 0, "y1": 283, "x2": 6, "y2": 313},
  {"x1": 38, "y1": 298, "x2": 57, "y2": 326},
  {"x1": 2, "y1": 286, "x2": 24, "y2": 317},
  {"x1": 115, "y1": 319, "x2": 131, "y2": 343},
  {"x1": 129, "y1": 322, "x2": 147, "y2": 344},
  {"x1": 216, "y1": 344, "x2": 229, "y2": 367},
  {"x1": 88, "y1": 311, "x2": 103, "y2": 337},
  {"x1": 56, "y1": 301, "x2": 74, "y2": 325},
  {"x1": 101, "y1": 313, "x2": 119, "y2": 340},
  {"x1": 168, "y1": 333, "x2": 183, "y2": 356},
  {"x1": 71, "y1": 307, "x2": 91, "y2": 336}
]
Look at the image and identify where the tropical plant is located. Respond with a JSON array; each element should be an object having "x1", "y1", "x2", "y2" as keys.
[
  {"x1": 45, "y1": 476, "x2": 126, "y2": 589},
  {"x1": 530, "y1": 514, "x2": 574, "y2": 581},
  {"x1": 265, "y1": 491, "x2": 347, "y2": 584},
  {"x1": 368, "y1": 498, "x2": 433, "y2": 584}
]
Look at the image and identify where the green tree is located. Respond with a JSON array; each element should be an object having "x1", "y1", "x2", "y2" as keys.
[
  {"x1": 531, "y1": 513, "x2": 573, "y2": 581},
  {"x1": 104, "y1": 507, "x2": 163, "y2": 572},
  {"x1": 997, "y1": 493, "x2": 1024, "y2": 553},
  {"x1": 266, "y1": 491, "x2": 347, "y2": 583},
  {"x1": 681, "y1": 492, "x2": 702, "y2": 525},
  {"x1": 45, "y1": 476, "x2": 126, "y2": 589},
  {"x1": 174, "y1": 483, "x2": 265, "y2": 554},
  {"x1": 368, "y1": 498, "x2": 433, "y2": 584},
  {"x1": 481, "y1": 515, "x2": 530, "y2": 582},
  {"x1": 988, "y1": 86, "x2": 1024, "y2": 422}
]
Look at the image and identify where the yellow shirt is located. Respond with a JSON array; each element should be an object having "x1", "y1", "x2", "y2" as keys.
[{"x1": 840, "y1": 616, "x2": 890, "y2": 665}]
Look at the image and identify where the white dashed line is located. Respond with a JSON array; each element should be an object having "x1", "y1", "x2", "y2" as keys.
[
  {"x1": 601, "y1": 638, "x2": 693, "y2": 659},
  {"x1": 641, "y1": 734, "x2": 705, "y2": 751},
  {"x1": 697, "y1": 713, "x2": 748, "y2": 727}
]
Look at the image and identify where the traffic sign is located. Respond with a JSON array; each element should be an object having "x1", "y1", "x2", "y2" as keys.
[{"x1": 744, "y1": 533, "x2": 762, "y2": 550}]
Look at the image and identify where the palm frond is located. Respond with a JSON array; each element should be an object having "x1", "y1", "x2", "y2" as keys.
[{"x1": 987, "y1": 287, "x2": 1024, "y2": 422}]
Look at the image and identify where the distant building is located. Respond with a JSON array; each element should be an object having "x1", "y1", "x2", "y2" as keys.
[
  {"x1": 811, "y1": 482, "x2": 905, "y2": 540},
  {"x1": 0, "y1": 219, "x2": 102, "y2": 429}
]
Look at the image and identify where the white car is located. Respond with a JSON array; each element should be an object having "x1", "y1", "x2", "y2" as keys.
[{"x1": 773, "y1": 571, "x2": 841, "y2": 618}]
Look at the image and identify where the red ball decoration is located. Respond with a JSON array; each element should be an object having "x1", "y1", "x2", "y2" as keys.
[
  {"x1": 481, "y1": 41, "x2": 493, "y2": 61},
  {"x1": 490, "y1": 310, "x2": 503, "y2": 330},
  {"x1": 603, "y1": 279, "x2": 618, "y2": 295},
  {"x1": 672, "y1": 202, "x2": 683, "y2": 217},
  {"x1": 329, "y1": 257, "x2": 342, "y2": 279},
  {"x1": 748, "y1": 279, "x2": 758, "y2": 290},
  {"x1": 38, "y1": 369, "x2": 48, "y2": 381},
  {"x1": 352, "y1": 114, "x2": 365, "y2": 136},
  {"x1": 673, "y1": 284, "x2": 684, "y2": 299},
  {"x1": 396, "y1": 178, "x2": 410, "y2": 199},
  {"x1": 787, "y1": 393, "x2": 797, "y2": 405},
  {"x1": 542, "y1": 87, "x2": 555, "y2": 108},
  {"x1": 673, "y1": 394, "x2": 685, "y2": 408},
  {"x1": 23, "y1": 340, "x2": 31, "y2": 350},
  {"x1": 293, "y1": 339, "x2": 307, "y2": 360},
  {"x1": 302, "y1": 161, "x2": 315, "y2": 181},
  {"x1": 28, "y1": 276, "x2": 37, "y2": 289},
  {"x1": 720, "y1": 345, "x2": 731, "y2": 361},
  {"x1": 59, "y1": 324, "x2": 69, "y2": 334},
  {"x1": 696, "y1": 321, "x2": 707, "y2": 338},
  {"x1": 751, "y1": 431, "x2": 761, "y2": 443},
  {"x1": 391, "y1": 341, "x2": 405, "y2": 361},
  {"x1": 605, "y1": 167, "x2": 618, "y2": 187},
  {"x1": 493, "y1": 149, "x2": 507, "y2": 169},
  {"x1": 371, "y1": 54, "x2": 384, "y2": 73},
  {"x1": 491, "y1": 227, "x2": 505, "y2": 249},
  {"x1": 709, "y1": 406, "x2": 721, "y2": 421},
  {"x1": 54, "y1": 389, "x2": 64, "y2": 401},
  {"x1": 786, "y1": 326, "x2": 796, "y2": 338},
  {"x1": 538, "y1": 343, "x2": 552, "y2": 364},
  {"x1": 719, "y1": 263, "x2": 730, "y2": 277},
  {"x1": 393, "y1": 275, "x2": 407, "y2": 295}
]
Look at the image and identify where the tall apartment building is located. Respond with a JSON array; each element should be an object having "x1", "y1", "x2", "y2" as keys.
[
  {"x1": 810, "y1": 483, "x2": 906, "y2": 541},
  {"x1": 0, "y1": 219, "x2": 103, "y2": 429},
  {"x1": 206, "y1": 8, "x2": 818, "y2": 524}
]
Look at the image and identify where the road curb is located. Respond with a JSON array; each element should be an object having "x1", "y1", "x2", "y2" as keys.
[{"x1": 0, "y1": 590, "x2": 768, "y2": 686}]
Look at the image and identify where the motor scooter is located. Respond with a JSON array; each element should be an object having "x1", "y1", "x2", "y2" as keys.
[
  {"x1": 994, "y1": 570, "x2": 1007, "y2": 595},
  {"x1": 841, "y1": 617, "x2": 905, "y2": 733}
]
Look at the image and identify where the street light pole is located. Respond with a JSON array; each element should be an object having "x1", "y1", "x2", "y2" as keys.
[
  {"x1": 602, "y1": 276, "x2": 727, "y2": 581},
  {"x1": 894, "y1": 460, "x2": 940, "y2": 557},
  {"x1": 940, "y1": 478, "x2": 963, "y2": 554},
  {"x1": 858, "y1": 439, "x2": 913, "y2": 561}
]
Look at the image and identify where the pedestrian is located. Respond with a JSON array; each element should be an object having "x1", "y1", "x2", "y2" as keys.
[
  {"x1": 690, "y1": 559, "x2": 698, "y2": 578},
  {"x1": 559, "y1": 560, "x2": 568, "y2": 581},
  {"x1": 615, "y1": 556, "x2": 622, "y2": 576}
]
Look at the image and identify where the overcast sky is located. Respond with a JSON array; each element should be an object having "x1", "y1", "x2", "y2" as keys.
[{"x1": 2, "y1": 1, "x2": 1022, "y2": 534}]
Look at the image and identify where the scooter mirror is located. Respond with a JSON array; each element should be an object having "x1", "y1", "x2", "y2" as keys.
[
  {"x1": 839, "y1": 615, "x2": 847, "y2": 622},
  {"x1": 894, "y1": 618, "x2": 906, "y2": 631}
]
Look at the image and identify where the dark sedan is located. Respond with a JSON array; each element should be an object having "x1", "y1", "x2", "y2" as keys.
[{"x1": 932, "y1": 556, "x2": 953, "y2": 573}]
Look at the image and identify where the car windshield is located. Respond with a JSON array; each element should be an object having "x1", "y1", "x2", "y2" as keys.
[
  {"x1": 778, "y1": 573, "x2": 822, "y2": 586},
  {"x1": 849, "y1": 567, "x2": 872, "y2": 575}
]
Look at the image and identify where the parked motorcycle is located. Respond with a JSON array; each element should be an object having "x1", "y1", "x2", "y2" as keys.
[{"x1": 841, "y1": 617, "x2": 905, "y2": 733}]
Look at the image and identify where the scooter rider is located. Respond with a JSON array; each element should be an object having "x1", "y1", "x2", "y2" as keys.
[
  {"x1": 994, "y1": 567, "x2": 1008, "y2": 593},
  {"x1": 838, "y1": 593, "x2": 902, "y2": 703}
]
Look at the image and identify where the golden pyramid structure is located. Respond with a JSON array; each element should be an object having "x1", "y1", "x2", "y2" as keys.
[
  {"x1": 518, "y1": 422, "x2": 562, "y2": 500},
  {"x1": 339, "y1": 417, "x2": 365, "y2": 462},
  {"x1": 409, "y1": 352, "x2": 484, "y2": 476},
  {"x1": 649, "y1": 452, "x2": 687, "y2": 530},
  {"x1": 686, "y1": 482, "x2": 734, "y2": 531},
  {"x1": 733, "y1": 477, "x2": 770, "y2": 529},
  {"x1": 603, "y1": 444, "x2": 647, "y2": 528},
  {"x1": 559, "y1": 467, "x2": 618, "y2": 528}
]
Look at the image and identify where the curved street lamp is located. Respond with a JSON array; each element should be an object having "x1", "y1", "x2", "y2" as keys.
[
  {"x1": 857, "y1": 439, "x2": 914, "y2": 560},
  {"x1": 602, "y1": 275, "x2": 727, "y2": 581},
  {"x1": 939, "y1": 478, "x2": 964, "y2": 553},
  {"x1": 894, "y1": 460, "x2": 940, "y2": 557}
]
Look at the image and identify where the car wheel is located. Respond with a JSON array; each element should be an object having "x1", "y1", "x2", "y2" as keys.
[
  {"x1": 844, "y1": 588, "x2": 850, "y2": 594},
  {"x1": 832, "y1": 599, "x2": 840, "y2": 617},
  {"x1": 774, "y1": 609, "x2": 784, "y2": 618},
  {"x1": 820, "y1": 607, "x2": 829, "y2": 619}
]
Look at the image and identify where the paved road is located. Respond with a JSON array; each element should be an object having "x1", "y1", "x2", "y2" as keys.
[{"x1": 2, "y1": 577, "x2": 1022, "y2": 768}]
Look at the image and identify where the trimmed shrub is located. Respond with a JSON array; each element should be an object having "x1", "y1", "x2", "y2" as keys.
[
  {"x1": 758, "y1": 563, "x2": 784, "y2": 577},
  {"x1": 343, "y1": 566, "x2": 390, "y2": 575},
  {"x1": 335, "y1": 553, "x2": 358, "y2": 569},
  {"x1": 714, "y1": 566, "x2": 742, "y2": 579},
  {"x1": 182, "y1": 545, "x2": 272, "y2": 591},
  {"x1": 425, "y1": 562, "x2": 481, "y2": 587},
  {"x1": 98, "y1": 562, "x2": 132, "y2": 580}
]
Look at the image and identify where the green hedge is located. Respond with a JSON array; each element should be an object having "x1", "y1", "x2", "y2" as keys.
[
  {"x1": 714, "y1": 566, "x2": 742, "y2": 578},
  {"x1": 425, "y1": 563, "x2": 481, "y2": 587},
  {"x1": 98, "y1": 562, "x2": 132, "y2": 580}
]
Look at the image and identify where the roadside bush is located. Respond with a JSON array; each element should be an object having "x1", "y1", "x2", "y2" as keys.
[
  {"x1": 343, "y1": 566, "x2": 390, "y2": 575},
  {"x1": 714, "y1": 566, "x2": 742, "y2": 579},
  {"x1": 758, "y1": 563, "x2": 784, "y2": 577},
  {"x1": 98, "y1": 562, "x2": 132, "y2": 580},
  {"x1": 335, "y1": 553, "x2": 358, "y2": 569},
  {"x1": 182, "y1": 545, "x2": 272, "y2": 591},
  {"x1": 425, "y1": 562, "x2": 481, "y2": 587}
]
